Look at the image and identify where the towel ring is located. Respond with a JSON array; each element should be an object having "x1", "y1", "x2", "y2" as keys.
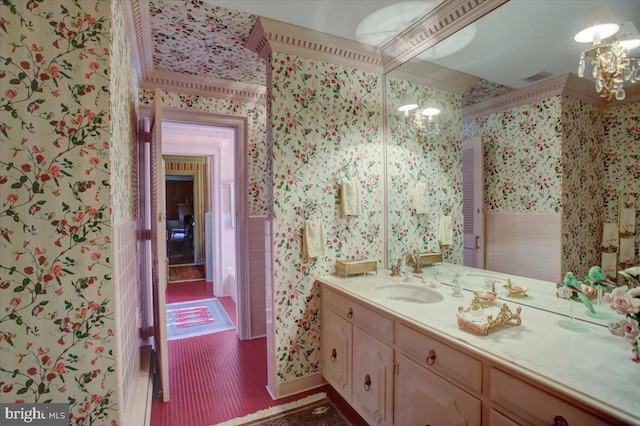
[
  {"x1": 337, "y1": 161, "x2": 359, "y2": 183},
  {"x1": 300, "y1": 200, "x2": 323, "y2": 220}
]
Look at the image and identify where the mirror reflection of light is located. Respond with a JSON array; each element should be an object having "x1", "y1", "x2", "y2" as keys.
[
  {"x1": 416, "y1": 23, "x2": 477, "y2": 60},
  {"x1": 355, "y1": 1, "x2": 437, "y2": 47}
]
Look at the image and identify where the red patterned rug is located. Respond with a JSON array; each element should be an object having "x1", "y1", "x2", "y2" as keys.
[
  {"x1": 168, "y1": 264, "x2": 206, "y2": 282},
  {"x1": 166, "y1": 298, "x2": 234, "y2": 340}
]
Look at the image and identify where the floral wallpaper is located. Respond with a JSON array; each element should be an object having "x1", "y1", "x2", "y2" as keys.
[
  {"x1": 386, "y1": 77, "x2": 463, "y2": 266},
  {"x1": 0, "y1": 0, "x2": 118, "y2": 424},
  {"x1": 605, "y1": 101, "x2": 640, "y2": 267},
  {"x1": 139, "y1": 89, "x2": 268, "y2": 216},
  {"x1": 465, "y1": 97, "x2": 564, "y2": 213},
  {"x1": 148, "y1": 0, "x2": 265, "y2": 86},
  {"x1": 560, "y1": 97, "x2": 604, "y2": 278},
  {"x1": 268, "y1": 52, "x2": 384, "y2": 382}
]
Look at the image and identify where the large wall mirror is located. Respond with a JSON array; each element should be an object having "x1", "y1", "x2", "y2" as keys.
[{"x1": 385, "y1": 0, "x2": 640, "y2": 321}]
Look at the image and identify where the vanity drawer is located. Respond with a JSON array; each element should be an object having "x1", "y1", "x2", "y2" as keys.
[
  {"x1": 322, "y1": 286, "x2": 393, "y2": 345},
  {"x1": 490, "y1": 368, "x2": 612, "y2": 426},
  {"x1": 396, "y1": 323, "x2": 482, "y2": 393}
]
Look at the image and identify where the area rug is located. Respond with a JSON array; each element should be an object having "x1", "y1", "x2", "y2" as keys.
[
  {"x1": 166, "y1": 298, "x2": 234, "y2": 341},
  {"x1": 213, "y1": 393, "x2": 350, "y2": 426},
  {"x1": 168, "y1": 263, "x2": 206, "y2": 282}
]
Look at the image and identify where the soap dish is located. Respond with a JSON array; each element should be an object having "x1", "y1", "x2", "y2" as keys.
[
  {"x1": 503, "y1": 279, "x2": 529, "y2": 297},
  {"x1": 457, "y1": 297, "x2": 522, "y2": 335}
]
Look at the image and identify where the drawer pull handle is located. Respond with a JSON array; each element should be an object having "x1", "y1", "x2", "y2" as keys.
[
  {"x1": 347, "y1": 308, "x2": 353, "y2": 319},
  {"x1": 330, "y1": 349, "x2": 337, "y2": 362},
  {"x1": 364, "y1": 374, "x2": 371, "y2": 391},
  {"x1": 426, "y1": 349, "x2": 437, "y2": 365},
  {"x1": 553, "y1": 416, "x2": 568, "y2": 426}
]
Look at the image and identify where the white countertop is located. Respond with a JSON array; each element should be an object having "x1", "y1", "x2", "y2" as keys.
[{"x1": 318, "y1": 264, "x2": 640, "y2": 425}]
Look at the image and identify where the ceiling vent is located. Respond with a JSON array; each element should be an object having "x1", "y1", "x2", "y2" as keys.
[{"x1": 521, "y1": 71, "x2": 553, "y2": 83}]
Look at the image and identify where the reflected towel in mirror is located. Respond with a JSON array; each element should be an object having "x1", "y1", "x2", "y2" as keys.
[
  {"x1": 438, "y1": 215, "x2": 453, "y2": 246},
  {"x1": 341, "y1": 179, "x2": 361, "y2": 216},
  {"x1": 601, "y1": 252, "x2": 618, "y2": 277},
  {"x1": 620, "y1": 208, "x2": 636, "y2": 234},
  {"x1": 414, "y1": 182, "x2": 429, "y2": 215},
  {"x1": 620, "y1": 237, "x2": 636, "y2": 265},
  {"x1": 303, "y1": 219, "x2": 326, "y2": 258},
  {"x1": 602, "y1": 222, "x2": 619, "y2": 248}
]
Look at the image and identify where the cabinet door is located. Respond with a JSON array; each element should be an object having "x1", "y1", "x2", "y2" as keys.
[
  {"x1": 352, "y1": 328, "x2": 394, "y2": 426},
  {"x1": 322, "y1": 309, "x2": 352, "y2": 402},
  {"x1": 395, "y1": 354, "x2": 481, "y2": 426}
]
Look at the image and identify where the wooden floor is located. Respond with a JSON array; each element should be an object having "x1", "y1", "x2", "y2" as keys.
[{"x1": 150, "y1": 280, "x2": 366, "y2": 425}]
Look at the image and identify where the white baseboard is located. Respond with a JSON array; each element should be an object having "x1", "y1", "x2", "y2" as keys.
[{"x1": 266, "y1": 372, "x2": 326, "y2": 400}]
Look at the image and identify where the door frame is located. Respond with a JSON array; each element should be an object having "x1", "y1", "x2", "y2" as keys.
[
  {"x1": 140, "y1": 106, "x2": 251, "y2": 340},
  {"x1": 462, "y1": 136, "x2": 485, "y2": 269}
]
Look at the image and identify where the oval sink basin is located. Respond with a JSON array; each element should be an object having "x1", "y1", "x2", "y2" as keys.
[{"x1": 375, "y1": 284, "x2": 444, "y2": 304}]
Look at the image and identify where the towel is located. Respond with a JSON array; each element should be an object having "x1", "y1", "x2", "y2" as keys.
[
  {"x1": 602, "y1": 222, "x2": 619, "y2": 248},
  {"x1": 620, "y1": 207, "x2": 636, "y2": 234},
  {"x1": 413, "y1": 182, "x2": 430, "y2": 215},
  {"x1": 303, "y1": 219, "x2": 326, "y2": 258},
  {"x1": 601, "y1": 252, "x2": 618, "y2": 277},
  {"x1": 341, "y1": 179, "x2": 361, "y2": 216},
  {"x1": 619, "y1": 237, "x2": 636, "y2": 266},
  {"x1": 438, "y1": 215, "x2": 453, "y2": 246}
]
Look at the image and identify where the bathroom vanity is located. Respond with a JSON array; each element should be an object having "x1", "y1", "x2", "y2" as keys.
[{"x1": 318, "y1": 265, "x2": 640, "y2": 425}]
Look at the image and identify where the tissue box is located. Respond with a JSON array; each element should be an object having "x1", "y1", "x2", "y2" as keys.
[
  {"x1": 407, "y1": 252, "x2": 443, "y2": 267},
  {"x1": 335, "y1": 259, "x2": 377, "y2": 277}
]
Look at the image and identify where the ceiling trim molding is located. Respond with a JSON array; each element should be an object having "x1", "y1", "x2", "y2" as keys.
[
  {"x1": 388, "y1": 60, "x2": 480, "y2": 94},
  {"x1": 462, "y1": 73, "x2": 639, "y2": 120},
  {"x1": 381, "y1": 0, "x2": 509, "y2": 74},
  {"x1": 140, "y1": 70, "x2": 267, "y2": 104},
  {"x1": 122, "y1": 0, "x2": 153, "y2": 82},
  {"x1": 247, "y1": 17, "x2": 384, "y2": 74},
  {"x1": 463, "y1": 74, "x2": 571, "y2": 120}
]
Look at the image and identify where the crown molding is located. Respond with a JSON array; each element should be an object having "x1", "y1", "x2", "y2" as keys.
[
  {"x1": 122, "y1": 0, "x2": 153, "y2": 82},
  {"x1": 247, "y1": 17, "x2": 384, "y2": 74},
  {"x1": 381, "y1": 0, "x2": 509, "y2": 74},
  {"x1": 388, "y1": 59, "x2": 480, "y2": 94},
  {"x1": 462, "y1": 73, "x2": 640, "y2": 121},
  {"x1": 140, "y1": 70, "x2": 266, "y2": 104}
]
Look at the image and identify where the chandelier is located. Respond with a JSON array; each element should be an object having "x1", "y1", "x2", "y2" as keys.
[
  {"x1": 575, "y1": 7, "x2": 640, "y2": 101},
  {"x1": 398, "y1": 94, "x2": 441, "y2": 138}
]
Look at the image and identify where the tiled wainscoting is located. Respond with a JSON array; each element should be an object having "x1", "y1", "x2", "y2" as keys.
[
  {"x1": 485, "y1": 212, "x2": 562, "y2": 282},
  {"x1": 113, "y1": 220, "x2": 150, "y2": 424},
  {"x1": 249, "y1": 216, "x2": 267, "y2": 337}
]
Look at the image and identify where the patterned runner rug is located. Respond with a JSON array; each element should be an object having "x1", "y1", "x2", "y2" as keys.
[
  {"x1": 213, "y1": 393, "x2": 350, "y2": 426},
  {"x1": 166, "y1": 298, "x2": 234, "y2": 340},
  {"x1": 168, "y1": 263, "x2": 206, "y2": 282}
]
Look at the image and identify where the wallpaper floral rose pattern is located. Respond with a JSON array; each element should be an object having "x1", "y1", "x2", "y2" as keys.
[
  {"x1": 139, "y1": 89, "x2": 268, "y2": 216},
  {"x1": 605, "y1": 102, "x2": 640, "y2": 266},
  {"x1": 1, "y1": 0, "x2": 119, "y2": 424},
  {"x1": 148, "y1": 0, "x2": 265, "y2": 86},
  {"x1": 386, "y1": 77, "x2": 463, "y2": 265},
  {"x1": 268, "y1": 52, "x2": 384, "y2": 381}
]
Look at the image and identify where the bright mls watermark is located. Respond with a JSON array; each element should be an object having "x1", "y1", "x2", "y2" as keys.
[{"x1": 0, "y1": 404, "x2": 67, "y2": 425}]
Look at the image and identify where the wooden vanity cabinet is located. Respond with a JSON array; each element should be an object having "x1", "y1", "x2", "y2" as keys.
[{"x1": 321, "y1": 286, "x2": 394, "y2": 425}]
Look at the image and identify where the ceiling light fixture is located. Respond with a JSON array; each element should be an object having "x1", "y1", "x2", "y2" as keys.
[
  {"x1": 397, "y1": 95, "x2": 441, "y2": 138},
  {"x1": 575, "y1": 7, "x2": 640, "y2": 101}
]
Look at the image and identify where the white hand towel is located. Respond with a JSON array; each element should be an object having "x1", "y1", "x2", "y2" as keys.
[
  {"x1": 602, "y1": 222, "x2": 619, "y2": 248},
  {"x1": 341, "y1": 179, "x2": 361, "y2": 216},
  {"x1": 620, "y1": 237, "x2": 636, "y2": 265},
  {"x1": 303, "y1": 219, "x2": 326, "y2": 258},
  {"x1": 438, "y1": 215, "x2": 453, "y2": 246},
  {"x1": 620, "y1": 207, "x2": 636, "y2": 234},
  {"x1": 601, "y1": 252, "x2": 618, "y2": 277},
  {"x1": 414, "y1": 182, "x2": 429, "y2": 215}
]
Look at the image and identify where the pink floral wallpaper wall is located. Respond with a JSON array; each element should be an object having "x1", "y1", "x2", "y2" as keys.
[
  {"x1": 560, "y1": 97, "x2": 604, "y2": 278},
  {"x1": 139, "y1": 89, "x2": 267, "y2": 216},
  {"x1": 1, "y1": 0, "x2": 120, "y2": 424},
  {"x1": 605, "y1": 101, "x2": 640, "y2": 267},
  {"x1": 268, "y1": 52, "x2": 384, "y2": 382},
  {"x1": 386, "y1": 77, "x2": 463, "y2": 265}
]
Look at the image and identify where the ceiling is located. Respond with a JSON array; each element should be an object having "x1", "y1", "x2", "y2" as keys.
[{"x1": 136, "y1": 0, "x2": 640, "y2": 103}]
